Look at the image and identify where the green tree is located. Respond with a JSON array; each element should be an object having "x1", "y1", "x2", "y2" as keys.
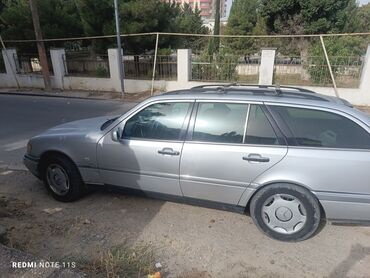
[
  {"x1": 0, "y1": 0, "x2": 84, "y2": 52},
  {"x1": 0, "y1": 0, "x2": 207, "y2": 55},
  {"x1": 224, "y1": 0, "x2": 260, "y2": 55},
  {"x1": 261, "y1": 0, "x2": 357, "y2": 35},
  {"x1": 352, "y1": 3, "x2": 370, "y2": 32},
  {"x1": 260, "y1": 0, "x2": 358, "y2": 56},
  {"x1": 175, "y1": 3, "x2": 209, "y2": 51},
  {"x1": 208, "y1": 0, "x2": 221, "y2": 55}
]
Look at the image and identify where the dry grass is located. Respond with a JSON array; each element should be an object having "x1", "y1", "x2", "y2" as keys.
[{"x1": 71, "y1": 243, "x2": 157, "y2": 278}]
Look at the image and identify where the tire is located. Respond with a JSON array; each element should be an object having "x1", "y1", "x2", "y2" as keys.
[
  {"x1": 250, "y1": 183, "x2": 321, "y2": 242},
  {"x1": 41, "y1": 154, "x2": 86, "y2": 202}
]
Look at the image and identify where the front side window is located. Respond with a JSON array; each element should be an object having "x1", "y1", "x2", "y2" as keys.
[
  {"x1": 123, "y1": 102, "x2": 191, "y2": 140},
  {"x1": 192, "y1": 102, "x2": 248, "y2": 144},
  {"x1": 271, "y1": 106, "x2": 370, "y2": 149}
]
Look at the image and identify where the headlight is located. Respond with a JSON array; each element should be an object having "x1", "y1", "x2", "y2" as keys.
[{"x1": 27, "y1": 142, "x2": 32, "y2": 154}]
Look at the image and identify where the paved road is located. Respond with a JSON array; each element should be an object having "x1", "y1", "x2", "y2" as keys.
[{"x1": 0, "y1": 94, "x2": 136, "y2": 169}]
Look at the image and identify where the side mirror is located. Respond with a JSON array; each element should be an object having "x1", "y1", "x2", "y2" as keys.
[{"x1": 111, "y1": 127, "x2": 122, "y2": 142}]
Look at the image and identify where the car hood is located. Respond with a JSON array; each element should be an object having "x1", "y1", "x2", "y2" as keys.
[{"x1": 41, "y1": 115, "x2": 119, "y2": 136}]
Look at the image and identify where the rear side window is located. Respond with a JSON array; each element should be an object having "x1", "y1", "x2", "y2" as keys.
[
  {"x1": 245, "y1": 105, "x2": 279, "y2": 145},
  {"x1": 123, "y1": 102, "x2": 191, "y2": 140},
  {"x1": 193, "y1": 102, "x2": 248, "y2": 144},
  {"x1": 271, "y1": 106, "x2": 370, "y2": 149}
]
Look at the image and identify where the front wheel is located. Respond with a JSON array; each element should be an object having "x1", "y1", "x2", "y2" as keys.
[
  {"x1": 250, "y1": 183, "x2": 321, "y2": 242},
  {"x1": 42, "y1": 155, "x2": 86, "y2": 202}
]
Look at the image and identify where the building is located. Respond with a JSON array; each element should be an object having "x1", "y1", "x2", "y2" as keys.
[
  {"x1": 225, "y1": 0, "x2": 234, "y2": 18},
  {"x1": 165, "y1": 0, "x2": 228, "y2": 20}
]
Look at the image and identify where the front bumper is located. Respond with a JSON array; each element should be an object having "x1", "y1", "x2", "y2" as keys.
[{"x1": 23, "y1": 154, "x2": 40, "y2": 178}]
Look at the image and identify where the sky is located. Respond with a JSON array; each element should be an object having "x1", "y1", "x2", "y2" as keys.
[{"x1": 358, "y1": 0, "x2": 370, "y2": 5}]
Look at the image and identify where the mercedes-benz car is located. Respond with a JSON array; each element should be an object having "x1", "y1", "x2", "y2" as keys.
[{"x1": 24, "y1": 85, "x2": 370, "y2": 241}]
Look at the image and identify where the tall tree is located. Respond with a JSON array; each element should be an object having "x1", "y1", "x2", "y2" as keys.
[
  {"x1": 224, "y1": 0, "x2": 260, "y2": 55},
  {"x1": 208, "y1": 0, "x2": 221, "y2": 55},
  {"x1": 352, "y1": 3, "x2": 370, "y2": 32},
  {"x1": 261, "y1": 0, "x2": 357, "y2": 35},
  {"x1": 175, "y1": 3, "x2": 209, "y2": 51},
  {"x1": 0, "y1": 0, "x2": 84, "y2": 52},
  {"x1": 260, "y1": 0, "x2": 358, "y2": 56}
]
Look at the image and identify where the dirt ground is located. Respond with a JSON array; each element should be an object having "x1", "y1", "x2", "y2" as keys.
[{"x1": 1, "y1": 170, "x2": 370, "y2": 277}]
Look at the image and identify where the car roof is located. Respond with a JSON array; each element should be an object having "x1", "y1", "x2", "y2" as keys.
[{"x1": 145, "y1": 84, "x2": 370, "y2": 127}]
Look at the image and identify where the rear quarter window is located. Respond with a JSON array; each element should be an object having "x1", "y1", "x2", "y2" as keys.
[{"x1": 271, "y1": 106, "x2": 370, "y2": 150}]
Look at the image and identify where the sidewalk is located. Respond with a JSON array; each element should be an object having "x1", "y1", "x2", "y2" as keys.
[
  {"x1": 0, "y1": 88, "x2": 155, "y2": 102},
  {"x1": 1, "y1": 88, "x2": 369, "y2": 113}
]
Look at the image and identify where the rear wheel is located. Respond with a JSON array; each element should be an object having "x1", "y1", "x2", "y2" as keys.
[
  {"x1": 41, "y1": 154, "x2": 85, "y2": 202},
  {"x1": 250, "y1": 183, "x2": 321, "y2": 242}
]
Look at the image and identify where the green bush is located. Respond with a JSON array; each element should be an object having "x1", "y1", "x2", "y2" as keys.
[{"x1": 95, "y1": 65, "x2": 109, "y2": 78}]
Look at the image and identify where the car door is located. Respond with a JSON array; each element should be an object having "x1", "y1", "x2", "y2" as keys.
[
  {"x1": 179, "y1": 101, "x2": 288, "y2": 205},
  {"x1": 97, "y1": 100, "x2": 193, "y2": 196}
]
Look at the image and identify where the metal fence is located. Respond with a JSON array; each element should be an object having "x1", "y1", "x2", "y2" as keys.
[
  {"x1": 13, "y1": 53, "x2": 53, "y2": 75},
  {"x1": 63, "y1": 52, "x2": 110, "y2": 78},
  {"x1": 274, "y1": 55, "x2": 364, "y2": 88},
  {"x1": 0, "y1": 55, "x2": 5, "y2": 73},
  {"x1": 191, "y1": 55, "x2": 260, "y2": 83},
  {"x1": 123, "y1": 55, "x2": 177, "y2": 80}
]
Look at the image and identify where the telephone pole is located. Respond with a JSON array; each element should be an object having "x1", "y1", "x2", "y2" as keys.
[
  {"x1": 114, "y1": 0, "x2": 125, "y2": 97},
  {"x1": 29, "y1": 0, "x2": 52, "y2": 92}
]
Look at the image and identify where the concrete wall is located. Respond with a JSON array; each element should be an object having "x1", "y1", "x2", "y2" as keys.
[{"x1": 1, "y1": 47, "x2": 370, "y2": 105}]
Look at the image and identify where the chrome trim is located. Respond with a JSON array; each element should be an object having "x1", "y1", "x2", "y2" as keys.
[
  {"x1": 99, "y1": 167, "x2": 179, "y2": 180},
  {"x1": 180, "y1": 175, "x2": 248, "y2": 188},
  {"x1": 314, "y1": 191, "x2": 370, "y2": 204}
]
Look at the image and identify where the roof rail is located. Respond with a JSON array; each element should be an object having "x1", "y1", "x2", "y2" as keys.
[{"x1": 191, "y1": 83, "x2": 317, "y2": 94}]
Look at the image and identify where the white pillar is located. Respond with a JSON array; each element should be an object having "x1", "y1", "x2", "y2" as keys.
[
  {"x1": 50, "y1": 48, "x2": 66, "y2": 89},
  {"x1": 259, "y1": 48, "x2": 276, "y2": 85},
  {"x1": 108, "y1": 48, "x2": 123, "y2": 92},
  {"x1": 1, "y1": 48, "x2": 18, "y2": 87},
  {"x1": 360, "y1": 44, "x2": 370, "y2": 90},
  {"x1": 177, "y1": 49, "x2": 192, "y2": 85}
]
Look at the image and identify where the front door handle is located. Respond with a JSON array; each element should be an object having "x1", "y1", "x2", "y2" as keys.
[
  {"x1": 243, "y1": 153, "x2": 270, "y2": 163},
  {"x1": 158, "y1": 148, "x2": 180, "y2": 156}
]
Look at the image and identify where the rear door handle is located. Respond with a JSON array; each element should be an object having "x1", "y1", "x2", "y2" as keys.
[
  {"x1": 158, "y1": 148, "x2": 180, "y2": 156},
  {"x1": 243, "y1": 153, "x2": 270, "y2": 163}
]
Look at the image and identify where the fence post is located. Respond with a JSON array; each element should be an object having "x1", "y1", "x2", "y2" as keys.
[
  {"x1": 50, "y1": 48, "x2": 66, "y2": 90},
  {"x1": 108, "y1": 48, "x2": 123, "y2": 93},
  {"x1": 259, "y1": 48, "x2": 276, "y2": 85},
  {"x1": 177, "y1": 49, "x2": 192, "y2": 85},
  {"x1": 1, "y1": 48, "x2": 18, "y2": 87},
  {"x1": 360, "y1": 44, "x2": 370, "y2": 91}
]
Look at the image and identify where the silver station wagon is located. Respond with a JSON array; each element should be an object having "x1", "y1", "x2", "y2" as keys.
[{"x1": 24, "y1": 85, "x2": 370, "y2": 241}]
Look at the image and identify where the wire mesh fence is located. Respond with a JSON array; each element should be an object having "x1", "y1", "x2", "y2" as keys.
[
  {"x1": 1, "y1": 33, "x2": 370, "y2": 91},
  {"x1": 63, "y1": 52, "x2": 110, "y2": 78},
  {"x1": 123, "y1": 55, "x2": 177, "y2": 80},
  {"x1": 13, "y1": 53, "x2": 53, "y2": 75},
  {"x1": 191, "y1": 54, "x2": 260, "y2": 83},
  {"x1": 274, "y1": 55, "x2": 364, "y2": 88}
]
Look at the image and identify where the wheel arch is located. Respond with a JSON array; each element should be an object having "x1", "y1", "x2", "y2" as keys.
[
  {"x1": 244, "y1": 181, "x2": 326, "y2": 218},
  {"x1": 38, "y1": 150, "x2": 78, "y2": 176}
]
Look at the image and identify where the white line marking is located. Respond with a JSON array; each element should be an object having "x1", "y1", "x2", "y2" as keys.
[
  {"x1": 0, "y1": 170, "x2": 13, "y2": 175},
  {"x1": 3, "y1": 139, "x2": 28, "y2": 151}
]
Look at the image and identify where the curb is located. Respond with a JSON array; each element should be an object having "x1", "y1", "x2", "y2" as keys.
[
  {"x1": 0, "y1": 91, "x2": 120, "y2": 101},
  {"x1": 0, "y1": 164, "x2": 28, "y2": 172}
]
